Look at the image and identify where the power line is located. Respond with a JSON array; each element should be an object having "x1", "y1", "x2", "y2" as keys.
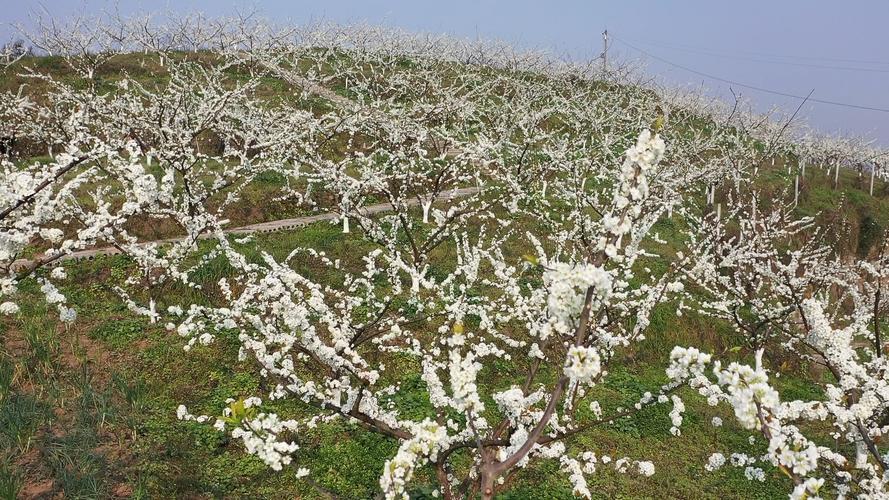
[
  {"x1": 620, "y1": 36, "x2": 889, "y2": 74},
  {"x1": 619, "y1": 34, "x2": 889, "y2": 67},
  {"x1": 613, "y1": 35, "x2": 889, "y2": 114}
]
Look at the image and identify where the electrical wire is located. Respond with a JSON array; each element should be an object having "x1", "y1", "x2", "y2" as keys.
[
  {"x1": 619, "y1": 34, "x2": 889, "y2": 67},
  {"x1": 619, "y1": 36, "x2": 889, "y2": 74},
  {"x1": 612, "y1": 35, "x2": 889, "y2": 113}
]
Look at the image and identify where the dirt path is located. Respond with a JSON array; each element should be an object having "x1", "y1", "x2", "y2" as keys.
[{"x1": 11, "y1": 187, "x2": 480, "y2": 270}]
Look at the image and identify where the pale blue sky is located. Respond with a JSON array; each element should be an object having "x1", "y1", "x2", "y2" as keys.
[{"x1": 4, "y1": 1, "x2": 888, "y2": 144}]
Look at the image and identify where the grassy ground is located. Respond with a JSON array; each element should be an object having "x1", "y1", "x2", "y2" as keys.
[
  {"x1": 2, "y1": 53, "x2": 889, "y2": 499},
  {"x1": 2, "y1": 157, "x2": 883, "y2": 498},
  {"x1": 0, "y1": 224, "x2": 786, "y2": 499}
]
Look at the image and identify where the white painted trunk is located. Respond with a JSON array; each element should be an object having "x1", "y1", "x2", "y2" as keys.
[
  {"x1": 871, "y1": 168, "x2": 876, "y2": 196},
  {"x1": 422, "y1": 201, "x2": 432, "y2": 223},
  {"x1": 794, "y1": 176, "x2": 799, "y2": 207},
  {"x1": 410, "y1": 273, "x2": 420, "y2": 293},
  {"x1": 542, "y1": 181, "x2": 548, "y2": 198},
  {"x1": 342, "y1": 216, "x2": 350, "y2": 233},
  {"x1": 854, "y1": 424, "x2": 869, "y2": 468}
]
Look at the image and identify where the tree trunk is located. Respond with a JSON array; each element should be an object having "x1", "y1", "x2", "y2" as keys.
[
  {"x1": 422, "y1": 201, "x2": 432, "y2": 223},
  {"x1": 479, "y1": 467, "x2": 497, "y2": 500}
]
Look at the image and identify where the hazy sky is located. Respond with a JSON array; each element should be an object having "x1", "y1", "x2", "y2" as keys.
[{"x1": 4, "y1": 1, "x2": 888, "y2": 144}]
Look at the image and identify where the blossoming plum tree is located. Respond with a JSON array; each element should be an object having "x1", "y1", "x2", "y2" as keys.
[
  {"x1": 3, "y1": 14, "x2": 889, "y2": 499},
  {"x1": 673, "y1": 191, "x2": 889, "y2": 498}
]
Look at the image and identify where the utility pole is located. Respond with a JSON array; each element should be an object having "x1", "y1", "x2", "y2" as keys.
[{"x1": 602, "y1": 29, "x2": 609, "y2": 72}]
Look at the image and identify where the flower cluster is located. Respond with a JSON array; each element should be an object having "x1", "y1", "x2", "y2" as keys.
[
  {"x1": 178, "y1": 398, "x2": 300, "y2": 471},
  {"x1": 561, "y1": 453, "x2": 654, "y2": 499},
  {"x1": 379, "y1": 420, "x2": 449, "y2": 500},
  {"x1": 714, "y1": 351, "x2": 781, "y2": 431},
  {"x1": 563, "y1": 345, "x2": 602, "y2": 384},
  {"x1": 230, "y1": 412, "x2": 300, "y2": 472},
  {"x1": 544, "y1": 263, "x2": 613, "y2": 336}
]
